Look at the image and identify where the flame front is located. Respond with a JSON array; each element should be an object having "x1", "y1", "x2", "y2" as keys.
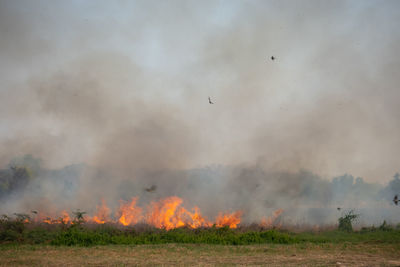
[
  {"x1": 118, "y1": 197, "x2": 142, "y2": 226},
  {"x1": 91, "y1": 199, "x2": 111, "y2": 224},
  {"x1": 186, "y1": 207, "x2": 212, "y2": 228},
  {"x1": 216, "y1": 211, "x2": 242, "y2": 228},
  {"x1": 147, "y1": 196, "x2": 185, "y2": 230},
  {"x1": 60, "y1": 210, "x2": 71, "y2": 224},
  {"x1": 30, "y1": 196, "x2": 244, "y2": 229},
  {"x1": 260, "y1": 209, "x2": 284, "y2": 227}
]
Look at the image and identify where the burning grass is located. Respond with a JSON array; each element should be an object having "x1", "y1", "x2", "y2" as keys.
[
  {"x1": 1, "y1": 196, "x2": 399, "y2": 247},
  {"x1": 12, "y1": 196, "x2": 247, "y2": 230}
]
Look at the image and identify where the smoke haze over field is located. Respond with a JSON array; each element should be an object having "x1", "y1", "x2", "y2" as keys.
[
  {"x1": 1, "y1": 156, "x2": 400, "y2": 226},
  {"x1": 1, "y1": 0, "x2": 400, "y2": 224}
]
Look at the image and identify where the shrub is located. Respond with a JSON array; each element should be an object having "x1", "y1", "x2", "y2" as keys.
[
  {"x1": 379, "y1": 220, "x2": 392, "y2": 231},
  {"x1": 0, "y1": 214, "x2": 27, "y2": 242},
  {"x1": 24, "y1": 228, "x2": 55, "y2": 244},
  {"x1": 338, "y1": 210, "x2": 358, "y2": 232},
  {"x1": 49, "y1": 226, "x2": 296, "y2": 246}
]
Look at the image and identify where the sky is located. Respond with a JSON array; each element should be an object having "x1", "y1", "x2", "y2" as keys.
[{"x1": 1, "y1": 0, "x2": 400, "y2": 183}]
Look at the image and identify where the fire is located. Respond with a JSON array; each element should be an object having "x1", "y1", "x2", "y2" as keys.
[
  {"x1": 147, "y1": 196, "x2": 186, "y2": 230},
  {"x1": 35, "y1": 210, "x2": 71, "y2": 224},
  {"x1": 186, "y1": 207, "x2": 212, "y2": 228},
  {"x1": 60, "y1": 210, "x2": 71, "y2": 224},
  {"x1": 42, "y1": 217, "x2": 52, "y2": 224},
  {"x1": 118, "y1": 197, "x2": 142, "y2": 226},
  {"x1": 26, "y1": 196, "x2": 245, "y2": 229},
  {"x1": 260, "y1": 209, "x2": 284, "y2": 227},
  {"x1": 215, "y1": 211, "x2": 242, "y2": 228},
  {"x1": 116, "y1": 196, "x2": 238, "y2": 229},
  {"x1": 91, "y1": 199, "x2": 111, "y2": 224},
  {"x1": 144, "y1": 197, "x2": 214, "y2": 229}
]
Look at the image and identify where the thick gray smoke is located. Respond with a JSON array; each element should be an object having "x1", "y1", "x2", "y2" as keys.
[
  {"x1": 1, "y1": 155, "x2": 399, "y2": 226},
  {"x1": 1, "y1": 0, "x2": 400, "y2": 225}
]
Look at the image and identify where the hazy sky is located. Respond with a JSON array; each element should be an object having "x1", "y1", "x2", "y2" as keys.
[{"x1": 1, "y1": 0, "x2": 400, "y2": 183}]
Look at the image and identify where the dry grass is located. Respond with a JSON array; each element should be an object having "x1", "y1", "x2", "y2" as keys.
[{"x1": 1, "y1": 243, "x2": 400, "y2": 266}]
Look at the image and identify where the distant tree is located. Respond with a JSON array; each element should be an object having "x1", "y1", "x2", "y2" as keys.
[
  {"x1": 380, "y1": 173, "x2": 400, "y2": 203},
  {"x1": 2, "y1": 155, "x2": 43, "y2": 194},
  {"x1": 389, "y1": 173, "x2": 400, "y2": 192},
  {"x1": 8, "y1": 154, "x2": 42, "y2": 176},
  {"x1": 9, "y1": 165, "x2": 31, "y2": 192}
]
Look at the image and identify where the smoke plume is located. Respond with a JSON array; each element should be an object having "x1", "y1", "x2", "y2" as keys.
[{"x1": 1, "y1": 0, "x2": 400, "y2": 225}]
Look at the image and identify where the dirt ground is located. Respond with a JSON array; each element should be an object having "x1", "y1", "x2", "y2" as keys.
[{"x1": 1, "y1": 243, "x2": 400, "y2": 266}]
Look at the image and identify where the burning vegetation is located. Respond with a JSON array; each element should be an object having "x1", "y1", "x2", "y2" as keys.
[
  {"x1": 1, "y1": 155, "x2": 399, "y2": 230},
  {"x1": 17, "y1": 196, "x2": 282, "y2": 230}
]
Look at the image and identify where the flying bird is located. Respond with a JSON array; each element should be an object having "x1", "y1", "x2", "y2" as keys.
[
  {"x1": 394, "y1": 195, "x2": 399, "y2": 205},
  {"x1": 145, "y1": 185, "x2": 157, "y2": 193},
  {"x1": 337, "y1": 207, "x2": 341, "y2": 211},
  {"x1": 208, "y1": 96, "x2": 214, "y2": 104},
  {"x1": 271, "y1": 56, "x2": 275, "y2": 61}
]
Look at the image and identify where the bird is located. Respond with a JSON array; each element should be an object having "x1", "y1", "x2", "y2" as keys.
[
  {"x1": 394, "y1": 195, "x2": 399, "y2": 205},
  {"x1": 337, "y1": 207, "x2": 341, "y2": 211},
  {"x1": 31, "y1": 210, "x2": 38, "y2": 214},
  {"x1": 145, "y1": 185, "x2": 157, "y2": 193},
  {"x1": 271, "y1": 56, "x2": 275, "y2": 61},
  {"x1": 208, "y1": 96, "x2": 214, "y2": 104}
]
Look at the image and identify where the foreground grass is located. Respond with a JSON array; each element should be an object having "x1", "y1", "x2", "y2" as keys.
[
  {"x1": 2, "y1": 224, "x2": 400, "y2": 266},
  {"x1": 1, "y1": 243, "x2": 400, "y2": 266},
  {"x1": 1, "y1": 221, "x2": 400, "y2": 246},
  {"x1": 51, "y1": 226, "x2": 295, "y2": 246},
  {"x1": 293, "y1": 228, "x2": 400, "y2": 244}
]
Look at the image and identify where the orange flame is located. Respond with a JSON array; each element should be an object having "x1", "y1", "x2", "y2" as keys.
[
  {"x1": 43, "y1": 217, "x2": 52, "y2": 224},
  {"x1": 186, "y1": 206, "x2": 212, "y2": 228},
  {"x1": 37, "y1": 210, "x2": 71, "y2": 224},
  {"x1": 60, "y1": 210, "x2": 71, "y2": 224},
  {"x1": 260, "y1": 209, "x2": 284, "y2": 227},
  {"x1": 26, "y1": 196, "x2": 244, "y2": 229},
  {"x1": 118, "y1": 197, "x2": 142, "y2": 226},
  {"x1": 147, "y1": 196, "x2": 186, "y2": 230},
  {"x1": 215, "y1": 211, "x2": 242, "y2": 228},
  {"x1": 35, "y1": 211, "x2": 55, "y2": 224},
  {"x1": 91, "y1": 199, "x2": 111, "y2": 224}
]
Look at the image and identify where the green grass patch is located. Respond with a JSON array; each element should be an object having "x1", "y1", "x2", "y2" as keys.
[
  {"x1": 293, "y1": 229, "x2": 400, "y2": 244},
  {"x1": 50, "y1": 226, "x2": 294, "y2": 246},
  {"x1": 1, "y1": 220, "x2": 400, "y2": 247}
]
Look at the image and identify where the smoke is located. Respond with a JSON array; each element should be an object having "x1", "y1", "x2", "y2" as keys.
[
  {"x1": 1, "y1": 156, "x2": 399, "y2": 225},
  {"x1": 1, "y1": 0, "x2": 400, "y2": 225}
]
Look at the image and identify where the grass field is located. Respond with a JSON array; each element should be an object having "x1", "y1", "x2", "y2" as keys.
[
  {"x1": 1, "y1": 243, "x2": 400, "y2": 266},
  {"x1": 1, "y1": 219, "x2": 400, "y2": 266}
]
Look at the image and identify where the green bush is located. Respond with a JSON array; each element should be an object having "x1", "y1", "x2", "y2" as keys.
[
  {"x1": 24, "y1": 228, "x2": 56, "y2": 244},
  {"x1": 0, "y1": 229, "x2": 20, "y2": 242},
  {"x1": 338, "y1": 210, "x2": 358, "y2": 232},
  {"x1": 0, "y1": 215, "x2": 26, "y2": 242},
  {"x1": 49, "y1": 226, "x2": 295, "y2": 246},
  {"x1": 378, "y1": 220, "x2": 392, "y2": 231}
]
